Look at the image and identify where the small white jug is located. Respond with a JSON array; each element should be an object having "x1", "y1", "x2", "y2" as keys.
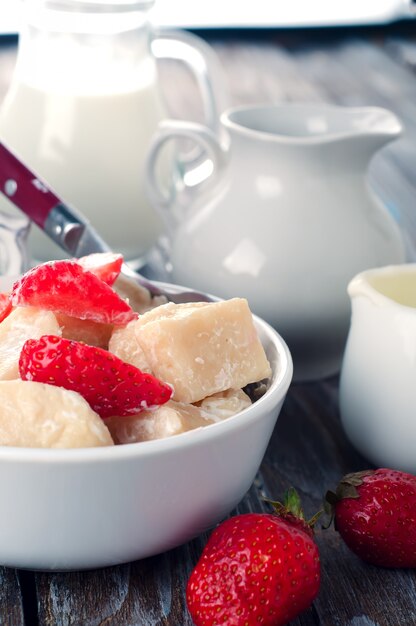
[
  {"x1": 147, "y1": 103, "x2": 406, "y2": 381},
  {"x1": 340, "y1": 264, "x2": 416, "y2": 473}
]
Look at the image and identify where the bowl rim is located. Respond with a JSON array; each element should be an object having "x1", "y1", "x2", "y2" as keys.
[{"x1": 0, "y1": 279, "x2": 293, "y2": 463}]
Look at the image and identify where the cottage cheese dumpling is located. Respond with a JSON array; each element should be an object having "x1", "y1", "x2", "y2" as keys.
[
  {"x1": 106, "y1": 400, "x2": 215, "y2": 444},
  {"x1": 106, "y1": 388, "x2": 252, "y2": 444},
  {"x1": 134, "y1": 298, "x2": 272, "y2": 403},
  {"x1": 0, "y1": 307, "x2": 61, "y2": 380},
  {"x1": 56, "y1": 312, "x2": 113, "y2": 349},
  {"x1": 0, "y1": 380, "x2": 114, "y2": 448},
  {"x1": 109, "y1": 319, "x2": 151, "y2": 372},
  {"x1": 113, "y1": 273, "x2": 166, "y2": 313},
  {"x1": 196, "y1": 388, "x2": 252, "y2": 422}
]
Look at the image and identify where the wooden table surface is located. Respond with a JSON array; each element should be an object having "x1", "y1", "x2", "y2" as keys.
[{"x1": 1, "y1": 21, "x2": 416, "y2": 626}]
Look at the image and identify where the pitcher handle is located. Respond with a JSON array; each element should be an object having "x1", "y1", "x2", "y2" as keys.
[
  {"x1": 0, "y1": 211, "x2": 30, "y2": 276},
  {"x1": 146, "y1": 119, "x2": 228, "y2": 226},
  {"x1": 151, "y1": 30, "x2": 228, "y2": 139}
]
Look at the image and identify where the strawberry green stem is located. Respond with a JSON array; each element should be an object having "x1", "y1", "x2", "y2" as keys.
[{"x1": 265, "y1": 487, "x2": 323, "y2": 530}]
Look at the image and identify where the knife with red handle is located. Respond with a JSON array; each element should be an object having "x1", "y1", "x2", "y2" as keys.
[
  {"x1": 0, "y1": 141, "x2": 212, "y2": 302},
  {"x1": 0, "y1": 141, "x2": 111, "y2": 257}
]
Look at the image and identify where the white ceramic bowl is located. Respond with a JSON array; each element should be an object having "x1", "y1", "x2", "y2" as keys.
[{"x1": 0, "y1": 280, "x2": 292, "y2": 571}]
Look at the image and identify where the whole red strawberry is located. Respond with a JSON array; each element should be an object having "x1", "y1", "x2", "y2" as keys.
[
  {"x1": 186, "y1": 489, "x2": 320, "y2": 626},
  {"x1": 325, "y1": 468, "x2": 416, "y2": 568},
  {"x1": 19, "y1": 335, "x2": 172, "y2": 418}
]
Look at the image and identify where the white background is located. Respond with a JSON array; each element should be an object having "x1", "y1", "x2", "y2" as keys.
[{"x1": 0, "y1": 0, "x2": 414, "y2": 33}]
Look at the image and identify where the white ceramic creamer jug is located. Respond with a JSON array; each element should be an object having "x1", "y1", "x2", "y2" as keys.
[
  {"x1": 146, "y1": 103, "x2": 406, "y2": 381},
  {"x1": 0, "y1": 0, "x2": 225, "y2": 264},
  {"x1": 340, "y1": 265, "x2": 416, "y2": 473}
]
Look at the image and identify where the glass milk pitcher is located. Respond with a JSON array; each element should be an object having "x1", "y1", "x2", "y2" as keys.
[{"x1": 0, "y1": 0, "x2": 224, "y2": 264}]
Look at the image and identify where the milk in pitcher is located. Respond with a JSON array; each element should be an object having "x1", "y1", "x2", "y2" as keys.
[{"x1": 0, "y1": 79, "x2": 167, "y2": 262}]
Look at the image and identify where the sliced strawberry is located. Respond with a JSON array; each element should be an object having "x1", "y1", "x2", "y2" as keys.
[
  {"x1": 11, "y1": 260, "x2": 136, "y2": 326},
  {"x1": 0, "y1": 293, "x2": 12, "y2": 323},
  {"x1": 19, "y1": 335, "x2": 173, "y2": 418},
  {"x1": 76, "y1": 252, "x2": 123, "y2": 286}
]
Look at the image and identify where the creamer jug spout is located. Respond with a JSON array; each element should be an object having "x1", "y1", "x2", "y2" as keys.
[
  {"x1": 347, "y1": 264, "x2": 414, "y2": 309},
  {"x1": 342, "y1": 106, "x2": 402, "y2": 165}
]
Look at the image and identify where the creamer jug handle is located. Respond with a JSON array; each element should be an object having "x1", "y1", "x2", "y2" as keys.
[
  {"x1": 151, "y1": 30, "x2": 227, "y2": 141},
  {"x1": 146, "y1": 119, "x2": 227, "y2": 228}
]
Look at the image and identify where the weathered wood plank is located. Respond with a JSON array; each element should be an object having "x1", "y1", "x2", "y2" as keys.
[
  {"x1": 381, "y1": 31, "x2": 416, "y2": 78},
  {"x1": 212, "y1": 38, "x2": 322, "y2": 104},
  {"x1": 0, "y1": 568, "x2": 25, "y2": 626},
  {"x1": 35, "y1": 547, "x2": 201, "y2": 625}
]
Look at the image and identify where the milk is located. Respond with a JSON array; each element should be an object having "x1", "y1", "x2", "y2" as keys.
[{"x1": 0, "y1": 80, "x2": 168, "y2": 262}]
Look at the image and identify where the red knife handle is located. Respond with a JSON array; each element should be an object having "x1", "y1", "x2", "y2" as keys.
[{"x1": 0, "y1": 142, "x2": 60, "y2": 228}]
